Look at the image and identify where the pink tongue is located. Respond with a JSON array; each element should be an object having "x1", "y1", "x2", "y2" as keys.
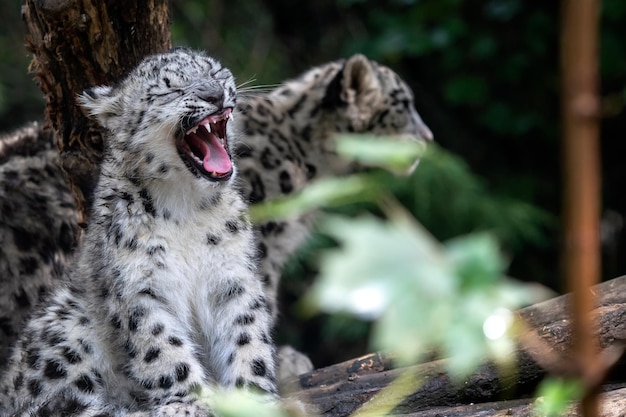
[
  {"x1": 203, "y1": 133, "x2": 232, "y2": 174},
  {"x1": 188, "y1": 132, "x2": 232, "y2": 175}
]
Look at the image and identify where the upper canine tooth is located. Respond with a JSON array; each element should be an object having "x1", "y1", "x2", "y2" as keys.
[
  {"x1": 186, "y1": 126, "x2": 199, "y2": 135},
  {"x1": 202, "y1": 122, "x2": 212, "y2": 133}
]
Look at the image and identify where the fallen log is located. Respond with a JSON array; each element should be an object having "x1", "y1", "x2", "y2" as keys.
[
  {"x1": 286, "y1": 276, "x2": 626, "y2": 416},
  {"x1": 392, "y1": 384, "x2": 626, "y2": 417}
]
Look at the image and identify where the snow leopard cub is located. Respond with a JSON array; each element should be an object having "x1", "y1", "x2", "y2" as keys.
[{"x1": 0, "y1": 48, "x2": 276, "y2": 417}]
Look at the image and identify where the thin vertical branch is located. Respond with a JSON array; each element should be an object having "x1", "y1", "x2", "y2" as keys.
[{"x1": 560, "y1": 0, "x2": 601, "y2": 416}]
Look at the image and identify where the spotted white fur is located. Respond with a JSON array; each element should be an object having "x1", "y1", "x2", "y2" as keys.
[{"x1": 0, "y1": 48, "x2": 276, "y2": 417}]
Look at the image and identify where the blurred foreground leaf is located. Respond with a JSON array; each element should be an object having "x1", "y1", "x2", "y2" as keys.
[
  {"x1": 195, "y1": 386, "x2": 289, "y2": 417},
  {"x1": 305, "y1": 207, "x2": 549, "y2": 376},
  {"x1": 249, "y1": 175, "x2": 380, "y2": 223},
  {"x1": 533, "y1": 378, "x2": 583, "y2": 417},
  {"x1": 334, "y1": 134, "x2": 427, "y2": 173}
]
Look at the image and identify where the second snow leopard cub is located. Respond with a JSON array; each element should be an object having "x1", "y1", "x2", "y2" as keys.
[{"x1": 0, "y1": 48, "x2": 276, "y2": 417}]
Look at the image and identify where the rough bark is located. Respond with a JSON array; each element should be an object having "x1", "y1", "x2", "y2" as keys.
[
  {"x1": 22, "y1": 0, "x2": 171, "y2": 224},
  {"x1": 287, "y1": 276, "x2": 626, "y2": 417}
]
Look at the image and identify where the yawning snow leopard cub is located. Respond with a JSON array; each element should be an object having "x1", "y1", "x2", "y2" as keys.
[{"x1": 0, "y1": 48, "x2": 276, "y2": 417}]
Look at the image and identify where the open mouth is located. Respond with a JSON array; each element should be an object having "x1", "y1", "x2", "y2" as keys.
[{"x1": 177, "y1": 108, "x2": 234, "y2": 181}]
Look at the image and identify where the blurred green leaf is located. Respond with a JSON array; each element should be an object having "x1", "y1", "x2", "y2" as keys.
[
  {"x1": 306, "y1": 210, "x2": 548, "y2": 373},
  {"x1": 534, "y1": 378, "x2": 583, "y2": 417},
  {"x1": 249, "y1": 175, "x2": 379, "y2": 223},
  {"x1": 194, "y1": 386, "x2": 289, "y2": 417},
  {"x1": 334, "y1": 134, "x2": 427, "y2": 173},
  {"x1": 445, "y1": 233, "x2": 505, "y2": 289}
]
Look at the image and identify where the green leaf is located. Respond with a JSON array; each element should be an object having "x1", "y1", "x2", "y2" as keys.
[
  {"x1": 249, "y1": 175, "x2": 379, "y2": 223},
  {"x1": 334, "y1": 134, "x2": 428, "y2": 174},
  {"x1": 306, "y1": 211, "x2": 548, "y2": 371},
  {"x1": 194, "y1": 386, "x2": 289, "y2": 417},
  {"x1": 444, "y1": 233, "x2": 505, "y2": 289},
  {"x1": 534, "y1": 378, "x2": 583, "y2": 417}
]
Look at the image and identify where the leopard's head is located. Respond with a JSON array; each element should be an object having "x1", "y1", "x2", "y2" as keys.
[
  {"x1": 321, "y1": 54, "x2": 433, "y2": 173},
  {"x1": 78, "y1": 47, "x2": 238, "y2": 185}
]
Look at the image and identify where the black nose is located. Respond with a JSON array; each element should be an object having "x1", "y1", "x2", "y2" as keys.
[{"x1": 197, "y1": 84, "x2": 224, "y2": 108}]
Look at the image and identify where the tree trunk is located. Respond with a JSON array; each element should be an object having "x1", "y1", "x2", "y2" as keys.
[{"x1": 22, "y1": 0, "x2": 171, "y2": 224}]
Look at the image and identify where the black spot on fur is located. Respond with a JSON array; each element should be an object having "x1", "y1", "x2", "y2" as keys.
[
  {"x1": 260, "y1": 147, "x2": 280, "y2": 169},
  {"x1": 128, "y1": 306, "x2": 146, "y2": 332},
  {"x1": 305, "y1": 163, "x2": 317, "y2": 180},
  {"x1": 159, "y1": 375, "x2": 174, "y2": 389},
  {"x1": 175, "y1": 363, "x2": 190, "y2": 382},
  {"x1": 75, "y1": 374, "x2": 95, "y2": 393},
  {"x1": 63, "y1": 347, "x2": 83, "y2": 364},
  {"x1": 279, "y1": 170, "x2": 293, "y2": 193},
  {"x1": 252, "y1": 359, "x2": 267, "y2": 377},
  {"x1": 79, "y1": 339, "x2": 93, "y2": 354},
  {"x1": 43, "y1": 329, "x2": 66, "y2": 346},
  {"x1": 124, "y1": 339, "x2": 138, "y2": 358},
  {"x1": 206, "y1": 234, "x2": 221, "y2": 245},
  {"x1": 13, "y1": 373, "x2": 24, "y2": 390},
  {"x1": 224, "y1": 283, "x2": 245, "y2": 301},
  {"x1": 144, "y1": 347, "x2": 161, "y2": 363},
  {"x1": 12, "y1": 227, "x2": 37, "y2": 251},
  {"x1": 250, "y1": 297, "x2": 268, "y2": 310},
  {"x1": 152, "y1": 323, "x2": 165, "y2": 336},
  {"x1": 19, "y1": 256, "x2": 39, "y2": 276},
  {"x1": 139, "y1": 188, "x2": 156, "y2": 216},
  {"x1": 139, "y1": 287, "x2": 160, "y2": 300},
  {"x1": 245, "y1": 170, "x2": 266, "y2": 203},
  {"x1": 146, "y1": 245, "x2": 166, "y2": 256},
  {"x1": 227, "y1": 352, "x2": 235, "y2": 364},
  {"x1": 27, "y1": 379, "x2": 43, "y2": 397},
  {"x1": 26, "y1": 348, "x2": 40, "y2": 369},
  {"x1": 125, "y1": 237, "x2": 138, "y2": 250},
  {"x1": 235, "y1": 314, "x2": 255, "y2": 326},
  {"x1": 13, "y1": 288, "x2": 31, "y2": 308},
  {"x1": 0, "y1": 317, "x2": 15, "y2": 336},
  {"x1": 237, "y1": 333, "x2": 251, "y2": 346},
  {"x1": 168, "y1": 336, "x2": 183, "y2": 347},
  {"x1": 225, "y1": 220, "x2": 240, "y2": 233},
  {"x1": 43, "y1": 359, "x2": 67, "y2": 379},
  {"x1": 110, "y1": 314, "x2": 122, "y2": 329},
  {"x1": 109, "y1": 223, "x2": 124, "y2": 247},
  {"x1": 235, "y1": 377, "x2": 246, "y2": 388},
  {"x1": 257, "y1": 242, "x2": 267, "y2": 259}
]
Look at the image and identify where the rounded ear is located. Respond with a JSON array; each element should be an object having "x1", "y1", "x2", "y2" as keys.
[
  {"x1": 77, "y1": 85, "x2": 121, "y2": 127},
  {"x1": 339, "y1": 54, "x2": 382, "y2": 106}
]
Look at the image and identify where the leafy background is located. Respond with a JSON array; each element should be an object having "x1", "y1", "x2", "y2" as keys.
[{"x1": 1, "y1": 0, "x2": 625, "y2": 368}]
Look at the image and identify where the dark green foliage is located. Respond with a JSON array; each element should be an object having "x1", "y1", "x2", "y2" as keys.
[{"x1": 0, "y1": 4, "x2": 45, "y2": 131}]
